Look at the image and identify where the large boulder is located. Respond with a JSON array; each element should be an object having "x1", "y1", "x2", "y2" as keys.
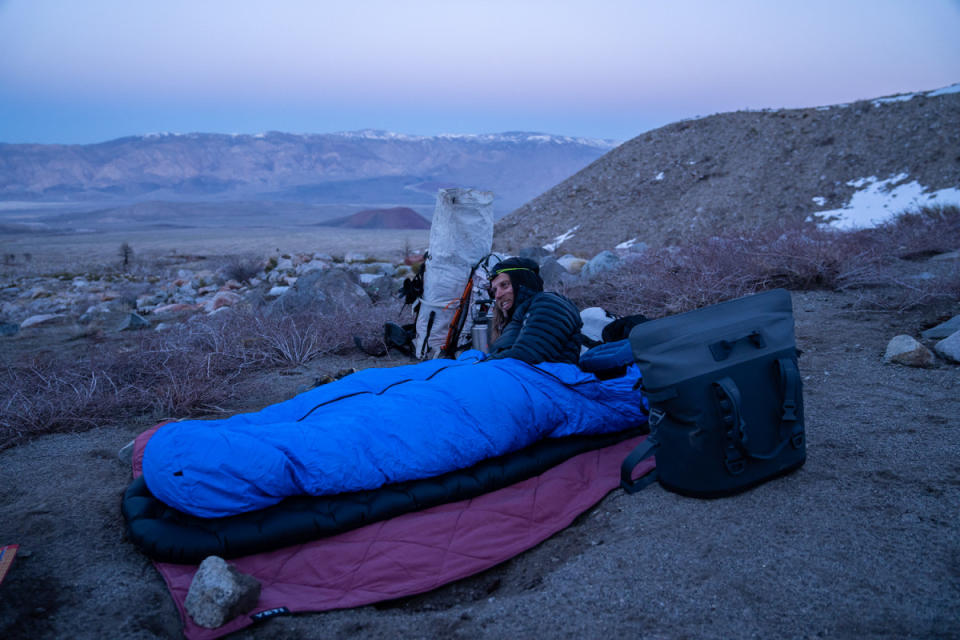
[
  {"x1": 272, "y1": 268, "x2": 372, "y2": 315},
  {"x1": 580, "y1": 250, "x2": 621, "y2": 280}
]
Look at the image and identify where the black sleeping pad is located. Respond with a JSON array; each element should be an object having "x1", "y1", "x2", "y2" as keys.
[{"x1": 123, "y1": 427, "x2": 645, "y2": 564}]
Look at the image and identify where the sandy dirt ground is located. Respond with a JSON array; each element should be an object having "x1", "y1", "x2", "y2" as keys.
[{"x1": 1, "y1": 278, "x2": 958, "y2": 639}]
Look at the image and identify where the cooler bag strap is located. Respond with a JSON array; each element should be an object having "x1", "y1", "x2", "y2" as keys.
[
  {"x1": 620, "y1": 432, "x2": 659, "y2": 494},
  {"x1": 777, "y1": 357, "x2": 805, "y2": 449},
  {"x1": 714, "y1": 375, "x2": 796, "y2": 463}
]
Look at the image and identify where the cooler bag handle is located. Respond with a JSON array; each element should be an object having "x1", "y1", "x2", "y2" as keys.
[
  {"x1": 713, "y1": 356, "x2": 802, "y2": 465},
  {"x1": 620, "y1": 430, "x2": 660, "y2": 494}
]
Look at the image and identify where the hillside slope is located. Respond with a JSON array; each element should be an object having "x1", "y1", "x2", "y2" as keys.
[
  {"x1": 318, "y1": 206, "x2": 430, "y2": 230},
  {"x1": 495, "y1": 86, "x2": 960, "y2": 255}
]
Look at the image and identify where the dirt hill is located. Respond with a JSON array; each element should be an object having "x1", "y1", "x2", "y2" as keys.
[
  {"x1": 495, "y1": 85, "x2": 960, "y2": 256},
  {"x1": 318, "y1": 206, "x2": 430, "y2": 230}
]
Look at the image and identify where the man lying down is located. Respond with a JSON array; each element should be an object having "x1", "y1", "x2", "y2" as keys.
[{"x1": 141, "y1": 257, "x2": 649, "y2": 519}]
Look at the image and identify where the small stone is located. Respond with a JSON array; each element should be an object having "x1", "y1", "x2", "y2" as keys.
[
  {"x1": 933, "y1": 330, "x2": 960, "y2": 364},
  {"x1": 930, "y1": 249, "x2": 960, "y2": 261},
  {"x1": 203, "y1": 291, "x2": 241, "y2": 313},
  {"x1": 185, "y1": 556, "x2": 261, "y2": 629},
  {"x1": 152, "y1": 303, "x2": 196, "y2": 316},
  {"x1": 883, "y1": 334, "x2": 935, "y2": 367},
  {"x1": 344, "y1": 251, "x2": 368, "y2": 263},
  {"x1": 556, "y1": 254, "x2": 587, "y2": 274},
  {"x1": 117, "y1": 313, "x2": 150, "y2": 331},
  {"x1": 266, "y1": 286, "x2": 289, "y2": 299},
  {"x1": 921, "y1": 315, "x2": 960, "y2": 341},
  {"x1": 20, "y1": 314, "x2": 69, "y2": 329}
]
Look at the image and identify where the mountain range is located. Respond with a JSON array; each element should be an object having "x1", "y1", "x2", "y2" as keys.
[{"x1": 0, "y1": 130, "x2": 617, "y2": 228}]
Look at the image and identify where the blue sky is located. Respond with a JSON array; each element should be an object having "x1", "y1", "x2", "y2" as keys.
[{"x1": 1, "y1": 0, "x2": 958, "y2": 144}]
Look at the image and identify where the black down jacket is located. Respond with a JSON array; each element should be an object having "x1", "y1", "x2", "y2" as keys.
[{"x1": 488, "y1": 290, "x2": 582, "y2": 364}]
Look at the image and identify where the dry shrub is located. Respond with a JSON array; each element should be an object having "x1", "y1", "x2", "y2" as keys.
[
  {"x1": 0, "y1": 355, "x2": 127, "y2": 449},
  {"x1": 244, "y1": 304, "x2": 393, "y2": 365},
  {"x1": 220, "y1": 255, "x2": 263, "y2": 284},
  {"x1": 567, "y1": 222, "x2": 881, "y2": 317},
  {"x1": 867, "y1": 204, "x2": 960, "y2": 260},
  {"x1": 567, "y1": 206, "x2": 959, "y2": 318},
  {"x1": 0, "y1": 299, "x2": 406, "y2": 449}
]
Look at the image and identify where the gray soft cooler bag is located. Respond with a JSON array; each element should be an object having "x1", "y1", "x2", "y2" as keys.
[{"x1": 621, "y1": 288, "x2": 806, "y2": 497}]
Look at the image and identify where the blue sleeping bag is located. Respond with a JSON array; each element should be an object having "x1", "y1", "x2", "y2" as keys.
[{"x1": 142, "y1": 351, "x2": 649, "y2": 518}]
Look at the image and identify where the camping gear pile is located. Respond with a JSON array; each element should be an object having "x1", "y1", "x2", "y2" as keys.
[{"x1": 120, "y1": 187, "x2": 807, "y2": 636}]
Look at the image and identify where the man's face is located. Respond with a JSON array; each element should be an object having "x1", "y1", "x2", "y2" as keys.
[{"x1": 490, "y1": 273, "x2": 514, "y2": 313}]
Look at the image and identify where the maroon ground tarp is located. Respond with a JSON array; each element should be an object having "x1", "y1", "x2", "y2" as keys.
[{"x1": 132, "y1": 427, "x2": 651, "y2": 639}]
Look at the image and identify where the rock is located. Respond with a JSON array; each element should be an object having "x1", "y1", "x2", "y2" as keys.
[
  {"x1": 581, "y1": 307, "x2": 615, "y2": 342},
  {"x1": 921, "y1": 315, "x2": 960, "y2": 340},
  {"x1": 274, "y1": 257, "x2": 294, "y2": 272},
  {"x1": 20, "y1": 313, "x2": 69, "y2": 328},
  {"x1": 185, "y1": 556, "x2": 261, "y2": 629},
  {"x1": 265, "y1": 286, "x2": 290, "y2": 299},
  {"x1": 204, "y1": 291, "x2": 241, "y2": 313},
  {"x1": 0, "y1": 322, "x2": 20, "y2": 337},
  {"x1": 357, "y1": 261, "x2": 395, "y2": 276},
  {"x1": 26, "y1": 286, "x2": 52, "y2": 299},
  {"x1": 273, "y1": 268, "x2": 371, "y2": 314},
  {"x1": 580, "y1": 250, "x2": 621, "y2": 280},
  {"x1": 344, "y1": 252, "x2": 368, "y2": 263},
  {"x1": 883, "y1": 335, "x2": 935, "y2": 367},
  {"x1": 358, "y1": 273, "x2": 380, "y2": 285},
  {"x1": 933, "y1": 330, "x2": 960, "y2": 364},
  {"x1": 539, "y1": 256, "x2": 569, "y2": 290},
  {"x1": 296, "y1": 261, "x2": 328, "y2": 276},
  {"x1": 930, "y1": 249, "x2": 960, "y2": 261},
  {"x1": 362, "y1": 274, "x2": 395, "y2": 302},
  {"x1": 152, "y1": 303, "x2": 194, "y2": 316},
  {"x1": 117, "y1": 313, "x2": 149, "y2": 331},
  {"x1": 556, "y1": 254, "x2": 587, "y2": 274}
]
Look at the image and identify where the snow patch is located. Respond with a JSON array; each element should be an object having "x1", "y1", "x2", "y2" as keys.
[
  {"x1": 334, "y1": 130, "x2": 619, "y2": 148},
  {"x1": 615, "y1": 237, "x2": 639, "y2": 250},
  {"x1": 811, "y1": 196, "x2": 827, "y2": 207},
  {"x1": 818, "y1": 174, "x2": 960, "y2": 230},
  {"x1": 873, "y1": 93, "x2": 916, "y2": 106},
  {"x1": 543, "y1": 225, "x2": 580, "y2": 252},
  {"x1": 654, "y1": 171, "x2": 664, "y2": 181},
  {"x1": 927, "y1": 83, "x2": 960, "y2": 97}
]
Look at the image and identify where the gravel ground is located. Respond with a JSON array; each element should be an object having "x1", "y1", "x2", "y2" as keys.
[{"x1": 1, "y1": 283, "x2": 958, "y2": 640}]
